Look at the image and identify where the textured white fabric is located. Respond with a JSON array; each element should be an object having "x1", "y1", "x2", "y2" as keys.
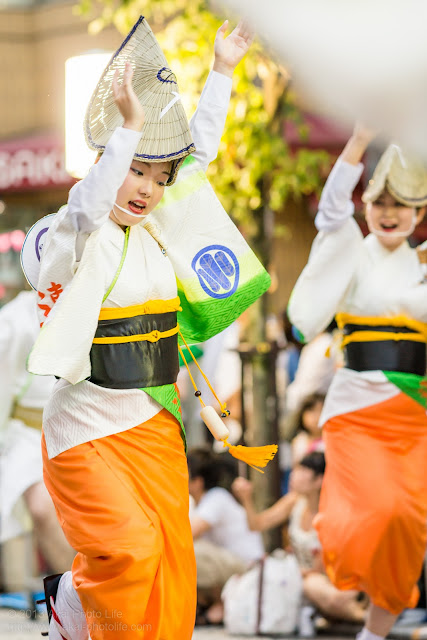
[{"x1": 28, "y1": 71, "x2": 231, "y2": 459}]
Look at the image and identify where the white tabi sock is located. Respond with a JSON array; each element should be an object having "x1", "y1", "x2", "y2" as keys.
[
  {"x1": 49, "y1": 571, "x2": 89, "y2": 640},
  {"x1": 356, "y1": 628, "x2": 385, "y2": 640}
]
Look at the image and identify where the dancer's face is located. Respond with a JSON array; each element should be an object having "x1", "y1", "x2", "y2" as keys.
[
  {"x1": 365, "y1": 190, "x2": 425, "y2": 251},
  {"x1": 110, "y1": 160, "x2": 171, "y2": 227}
]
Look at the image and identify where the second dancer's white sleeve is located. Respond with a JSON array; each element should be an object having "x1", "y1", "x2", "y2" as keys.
[
  {"x1": 315, "y1": 158, "x2": 363, "y2": 232},
  {"x1": 288, "y1": 157, "x2": 365, "y2": 342},
  {"x1": 288, "y1": 218, "x2": 363, "y2": 343}
]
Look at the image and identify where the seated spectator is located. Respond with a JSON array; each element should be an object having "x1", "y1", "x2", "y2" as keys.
[
  {"x1": 232, "y1": 452, "x2": 367, "y2": 624},
  {"x1": 188, "y1": 448, "x2": 264, "y2": 625},
  {"x1": 290, "y1": 393, "x2": 326, "y2": 464}
]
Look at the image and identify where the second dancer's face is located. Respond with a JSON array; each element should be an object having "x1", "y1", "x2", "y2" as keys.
[
  {"x1": 110, "y1": 160, "x2": 172, "y2": 227},
  {"x1": 365, "y1": 190, "x2": 424, "y2": 251}
]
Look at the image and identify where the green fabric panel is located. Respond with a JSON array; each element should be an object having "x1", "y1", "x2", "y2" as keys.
[
  {"x1": 179, "y1": 344, "x2": 204, "y2": 367},
  {"x1": 383, "y1": 371, "x2": 427, "y2": 409},
  {"x1": 182, "y1": 154, "x2": 196, "y2": 168},
  {"x1": 142, "y1": 383, "x2": 187, "y2": 450},
  {"x1": 159, "y1": 168, "x2": 205, "y2": 208},
  {"x1": 177, "y1": 270, "x2": 271, "y2": 344}
]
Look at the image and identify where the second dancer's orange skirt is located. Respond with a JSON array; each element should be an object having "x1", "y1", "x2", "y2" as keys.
[
  {"x1": 315, "y1": 392, "x2": 427, "y2": 614},
  {"x1": 42, "y1": 408, "x2": 196, "y2": 640}
]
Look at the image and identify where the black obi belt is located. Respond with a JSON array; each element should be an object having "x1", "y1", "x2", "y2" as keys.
[
  {"x1": 90, "y1": 302, "x2": 180, "y2": 389},
  {"x1": 341, "y1": 319, "x2": 427, "y2": 376}
]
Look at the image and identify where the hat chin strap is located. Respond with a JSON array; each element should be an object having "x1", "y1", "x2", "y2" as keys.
[
  {"x1": 113, "y1": 202, "x2": 149, "y2": 219},
  {"x1": 367, "y1": 212, "x2": 417, "y2": 239}
]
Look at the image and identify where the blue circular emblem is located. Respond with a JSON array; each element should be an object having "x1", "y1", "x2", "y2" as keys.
[{"x1": 191, "y1": 245, "x2": 240, "y2": 299}]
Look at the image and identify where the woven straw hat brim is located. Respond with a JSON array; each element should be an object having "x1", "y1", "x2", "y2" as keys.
[
  {"x1": 362, "y1": 144, "x2": 427, "y2": 207},
  {"x1": 84, "y1": 16, "x2": 195, "y2": 185}
]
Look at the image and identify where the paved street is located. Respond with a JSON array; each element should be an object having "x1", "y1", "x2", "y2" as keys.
[
  {"x1": 0, "y1": 608, "x2": 352, "y2": 640},
  {"x1": 0, "y1": 609, "x2": 279, "y2": 639},
  {"x1": 0, "y1": 608, "x2": 421, "y2": 640}
]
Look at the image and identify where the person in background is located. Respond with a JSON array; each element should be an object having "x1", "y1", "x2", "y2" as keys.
[
  {"x1": 189, "y1": 447, "x2": 264, "y2": 625},
  {"x1": 0, "y1": 290, "x2": 75, "y2": 578},
  {"x1": 233, "y1": 452, "x2": 367, "y2": 625},
  {"x1": 290, "y1": 393, "x2": 325, "y2": 464}
]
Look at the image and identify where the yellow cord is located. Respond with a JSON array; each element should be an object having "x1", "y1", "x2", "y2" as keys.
[
  {"x1": 178, "y1": 328, "x2": 229, "y2": 415},
  {"x1": 178, "y1": 327, "x2": 278, "y2": 474},
  {"x1": 178, "y1": 343, "x2": 206, "y2": 408}
]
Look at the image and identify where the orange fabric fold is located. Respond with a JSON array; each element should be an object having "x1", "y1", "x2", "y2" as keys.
[
  {"x1": 315, "y1": 392, "x2": 427, "y2": 614},
  {"x1": 42, "y1": 409, "x2": 196, "y2": 640}
]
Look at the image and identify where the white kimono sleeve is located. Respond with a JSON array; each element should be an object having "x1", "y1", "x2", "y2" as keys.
[
  {"x1": 288, "y1": 217, "x2": 364, "y2": 343},
  {"x1": 288, "y1": 156, "x2": 365, "y2": 343}
]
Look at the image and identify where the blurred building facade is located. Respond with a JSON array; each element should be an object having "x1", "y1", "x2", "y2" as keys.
[
  {"x1": 3, "y1": 0, "x2": 420, "y2": 314},
  {"x1": 0, "y1": 0, "x2": 122, "y2": 303}
]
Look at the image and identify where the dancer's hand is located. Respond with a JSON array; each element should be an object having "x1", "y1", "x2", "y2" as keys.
[
  {"x1": 213, "y1": 20, "x2": 254, "y2": 78},
  {"x1": 113, "y1": 62, "x2": 145, "y2": 132},
  {"x1": 341, "y1": 121, "x2": 377, "y2": 166},
  {"x1": 352, "y1": 121, "x2": 377, "y2": 146}
]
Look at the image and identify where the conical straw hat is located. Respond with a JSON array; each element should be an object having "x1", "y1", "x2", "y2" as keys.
[
  {"x1": 84, "y1": 16, "x2": 195, "y2": 185},
  {"x1": 362, "y1": 144, "x2": 427, "y2": 207}
]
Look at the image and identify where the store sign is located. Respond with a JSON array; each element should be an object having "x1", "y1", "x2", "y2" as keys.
[
  {"x1": 0, "y1": 230, "x2": 25, "y2": 253},
  {"x1": 0, "y1": 134, "x2": 74, "y2": 192}
]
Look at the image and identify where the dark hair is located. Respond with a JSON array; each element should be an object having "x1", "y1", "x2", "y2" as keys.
[
  {"x1": 299, "y1": 451, "x2": 325, "y2": 477},
  {"x1": 187, "y1": 448, "x2": 219, "y2": 491},
  {"x1": 295, "y1": 393, "x2": 325, "y2": 434},
  {"x1": 187, "y1": 447, "x2": 239, "y2": 492}
]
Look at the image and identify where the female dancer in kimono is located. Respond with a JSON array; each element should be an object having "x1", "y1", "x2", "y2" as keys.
[
  {"x1": 289, "y1": 123, "x2": 427, "y2": 640},
  {"x1": 27, "y1": 19, "x2": 258, "y2": 640}
]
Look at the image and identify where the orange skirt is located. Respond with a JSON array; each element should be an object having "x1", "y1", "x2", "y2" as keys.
[
  {"x1": 315, "y1": 392, "x2": 427, "y2": 615},
  {"x1": 42, "y1": 408, "x2": 196, "y2": 640}
]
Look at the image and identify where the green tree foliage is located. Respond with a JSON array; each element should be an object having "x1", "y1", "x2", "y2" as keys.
[{"x1": 78, "y1": 0, "x2": 331, "y2": 253}]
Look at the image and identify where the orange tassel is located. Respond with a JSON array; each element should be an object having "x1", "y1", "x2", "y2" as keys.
[{"x1": 222, "y1": 439, "x2": 278, "y2": 474}]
